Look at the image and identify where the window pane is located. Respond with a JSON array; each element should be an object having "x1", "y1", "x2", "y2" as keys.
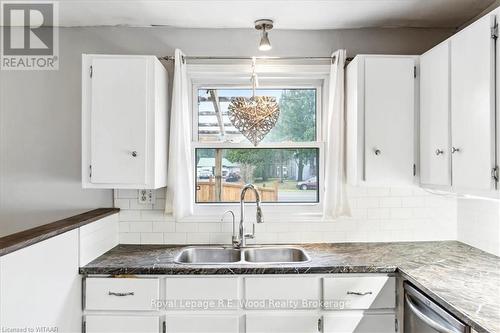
[
  {"x1": 195, "y1": 148, "x2": 319, "y2": 203},
  {"x1": 198, "y1": 89, "x2": 316, "y2": 143}
]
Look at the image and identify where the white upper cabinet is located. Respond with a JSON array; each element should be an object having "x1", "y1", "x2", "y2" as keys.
[
  {"x1": 419, "y1": 40, "x2": 451, "y2": 187},
  {"x1": 82, "y1": 54, "x2": 168, "y2": 189},
  {"x1": 347, "y1": 55, "x2": 416, "y2": 186},
  {"x1": 419, "y1": 10, "x2": 499, "y2": 195},
  {"x1": 450, "y1": 14, "x2": 497, "y2": 192}
]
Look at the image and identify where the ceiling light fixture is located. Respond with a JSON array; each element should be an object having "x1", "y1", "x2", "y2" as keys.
[{"x1": 255, "y1": 19, "x2": 274, "y2": 51}]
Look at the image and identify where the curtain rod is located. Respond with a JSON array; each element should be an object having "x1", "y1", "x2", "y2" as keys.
[{"x1": 160, "y1": 55, "x2": 354, "y2": 63}]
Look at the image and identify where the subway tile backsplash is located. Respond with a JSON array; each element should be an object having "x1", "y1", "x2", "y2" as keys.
[{"x1": 115, "y1": 186, "x2": 458, "y2": 245}]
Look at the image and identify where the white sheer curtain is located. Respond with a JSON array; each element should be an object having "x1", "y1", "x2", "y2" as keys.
[
  {"x1": 165, "y1": 49, "x2": 194, "y2": 219},
  {"x1": 323, "y1": 49, "x2": 351, "y2": 219}
]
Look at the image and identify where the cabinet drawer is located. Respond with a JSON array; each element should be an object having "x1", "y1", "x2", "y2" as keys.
[
  {"x1": 323, "y1": 276, "x2": 395, "y2": 309},
  {"x1": 166, "y1": 314, "x2": 240, "y2": 333},
  {"x1": 246, "y1": 314, "x2": 319, "y2": 333},
  {"x1": 323, "y1": 313, "x2": 395, "y2": 333},
  {"x1": 244, "y1": 277, "x2": 320, "y2": 309},
  {"x1": 85, "y1": 277, "x2": 159, "y2": 311},
  {"x1": 85, "y1": 315, "x2": 160, "y2": 333},
  {"x1": 165, "y1": 277, "x2": 240, "y2": 309}
]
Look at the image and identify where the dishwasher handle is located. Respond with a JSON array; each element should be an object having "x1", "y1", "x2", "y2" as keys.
[{"x1": 405, "y1": 294, "x2": 460, "y2": 333}]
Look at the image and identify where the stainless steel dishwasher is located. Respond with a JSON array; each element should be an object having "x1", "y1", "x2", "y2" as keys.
[{"x1": 404, "y1": 282, "x2": 470, "y2": 333}]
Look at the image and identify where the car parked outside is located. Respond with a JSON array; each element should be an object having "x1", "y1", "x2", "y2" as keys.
[{"x1": 296, "y1": 176, "x2": 317, "y2": 190}]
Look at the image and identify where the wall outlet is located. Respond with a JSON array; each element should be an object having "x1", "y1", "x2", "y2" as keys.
[{"x1": 138, "y1": 189, "x2": 155, "y2": 204}]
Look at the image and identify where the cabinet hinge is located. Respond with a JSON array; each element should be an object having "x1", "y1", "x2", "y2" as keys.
[
  {"x1": 162, "y1": 321, "x2": 166, "y2": 333},
  {"x1": 317, "y1": 318, "x2": 322, "y2": 332},
  {"x1": 413, "y1": 66, "x2": 417, "y2": 78},
  {"x1": 492, "y1": 166, "x2": 499, "y2": 182},
  {"x1": 89, "y1": 165, "x2": 92, "y2": 179},
  {"x1": 395, "y1": 318, "x2": 399, "y2": 332},
  {"x1": 82, "y1": 321, "x2": 86, "y2": 333},
  {"x1": 491, "y1": 23, "x2": 498, "y2": 39},
  {"x1": 90, "y1": 65, "x2": 93, "y2": 78},
  {"x1": 413, "y1": 163, "x2": 416, "y2": 176}
]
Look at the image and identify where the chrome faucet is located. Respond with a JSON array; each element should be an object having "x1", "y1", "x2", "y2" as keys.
[{"x1": 220, "y1": 184, "x2": 264, "y2": 248}]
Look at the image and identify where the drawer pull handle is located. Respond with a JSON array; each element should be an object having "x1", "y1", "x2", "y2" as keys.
[
  {"x1": 347, "y1": 291, "x2": 373, "y2": 296},
  {"x1": 108, "y1": 291, "x2": 135, "y2": 297}
]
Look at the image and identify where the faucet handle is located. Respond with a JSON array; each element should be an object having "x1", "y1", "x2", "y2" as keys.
[
  {"x1": 244, "y1": 223, "x2": 256, "y2": 240},
  {"x1": 221, "y1": 210, "x2": 239, "y2": 248}
]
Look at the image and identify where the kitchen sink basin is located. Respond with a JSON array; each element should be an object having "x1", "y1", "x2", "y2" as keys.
[
  {"x1": 243, "y1": 247, "x2": 311, "y2": 263},
  {"x1": 174, "y1": 246, "x2": 310, "y2": 264},
  {"x1": 174, "y1": 247, "x2": 241, "y2": 264}
]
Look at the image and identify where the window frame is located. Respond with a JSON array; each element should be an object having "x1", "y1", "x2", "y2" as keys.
[{"x1": 187, "y1": 64, "x2": 330, "y2": 220}]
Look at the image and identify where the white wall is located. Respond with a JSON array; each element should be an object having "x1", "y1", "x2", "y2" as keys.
[
  {"x1": 457, "y1": 198, "x2": 500, "y2": 256},
  {"x1": 0, "y1": 26, "x2": 454, "y2": 237}
]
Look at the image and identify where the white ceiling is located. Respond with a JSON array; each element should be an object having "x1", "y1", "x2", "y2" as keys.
[{"x1": 4, "y1": 0, "x2": 498, "y2": 29}]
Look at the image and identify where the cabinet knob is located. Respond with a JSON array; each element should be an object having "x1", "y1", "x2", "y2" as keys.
[
  {"x1": 131, "y1": 151, "x2": 138, "y2": 157},
  {"x1": 374, "y1": 148, "x2": 381, "y2": 156},
  {"x1": 451, "y1": 147, "x2": 460, "y2": 154},
  {"x1": 435, "y1": 149, "x2": 444, "y2": 156}
]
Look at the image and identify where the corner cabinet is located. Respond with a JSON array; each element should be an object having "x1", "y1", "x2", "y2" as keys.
[
  {"x1": 450, "y1": 13, "x2": 497, "y2": 192},
  {"x1": 346, "y1": 55, "x2": 417, "y2": 186},
  {"x1": 419, "y1": 11, "x2": 499, "y2": 195},
  {"x1": 82, "y1": 54, "x2": 169, "y2": 189}
]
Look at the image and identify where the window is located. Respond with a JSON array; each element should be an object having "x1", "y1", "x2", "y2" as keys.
[
  {"x1": 197, "y1": 89, "x2": 316, "y2": 143},
  {"x1": 193, "y1": 84, "x2": 322, "y2": 205}
]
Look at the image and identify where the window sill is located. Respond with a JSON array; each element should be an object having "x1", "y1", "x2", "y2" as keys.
[{"x1": 177, "y1": 209, "x2": 325, "y2": 224}]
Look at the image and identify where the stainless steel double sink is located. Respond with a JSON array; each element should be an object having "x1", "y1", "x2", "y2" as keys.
[{"x1": 174, "y1": 246, "x2": 310, "y2": 265}]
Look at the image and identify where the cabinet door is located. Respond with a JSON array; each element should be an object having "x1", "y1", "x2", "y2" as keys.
[
  {"x1": 86, "y1": 315, "x2": 159, "y2": 333},
  {"x1": 323, "y1": 313, "x2": 395, "y2": 333},
  {"x1": 451, "y1": 14, "x2": 496, "y2": 191},
  {"x1": 322, "y1": 276, "x2": 395, "y2": 310},
  {"x1": 364, "y1": 57, "x2": 415, "y2": 185},
  {"x1": 244, "y1": 277, "x2": 320, "y2": 309},
  {"x1": 420, "y1": 41, "x2": 451, "y2": 187},
  {"x1": 165, "y1": 315, "x2": 240, "y2": 333},
  {"x1": 165, "y1": 277, "x2": 240, "y2": 309},
  {"x1": 90, "y1": 56, "x2": 149, "y2": 185},
  {"x1": 246, "y1": 314, "x2": 319, "y2": 333},
  {"x1": 85, "y1": 277, "x2": 160, "y2": 311}
]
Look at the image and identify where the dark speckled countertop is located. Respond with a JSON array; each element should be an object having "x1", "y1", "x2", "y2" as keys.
[{"x1": 80, "y1": 241, "x2": 500, "y2": 333}]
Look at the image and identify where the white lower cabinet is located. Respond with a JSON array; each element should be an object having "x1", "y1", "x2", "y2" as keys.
[
  {"x1": 165, "y1": 276, "x2": 240, "y2": 309},
  {"x1": 244, "y1": 276, "x2": 320, "y2": 309},
  {"x1": 165, "y1": 314, "x2": 240, "y2": 333},
  {"x1": 323, "y1": 276, "x2": 395, "y2": 310},
  {"x1": 83, "y1": 274, "x2": 395, "y2": 333},
  {"x1": 323, "y1": 313, "x2": 395, "y2": 333},
  {"x1": 246, "y1": 314, "x2": 319, "y2": 333},
  {"x1": 86, "y1": 315, "x2": 160, "y2": 333},
  {"x1": 86, "y1": 277, "x2": 160, "y2": 311}
]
